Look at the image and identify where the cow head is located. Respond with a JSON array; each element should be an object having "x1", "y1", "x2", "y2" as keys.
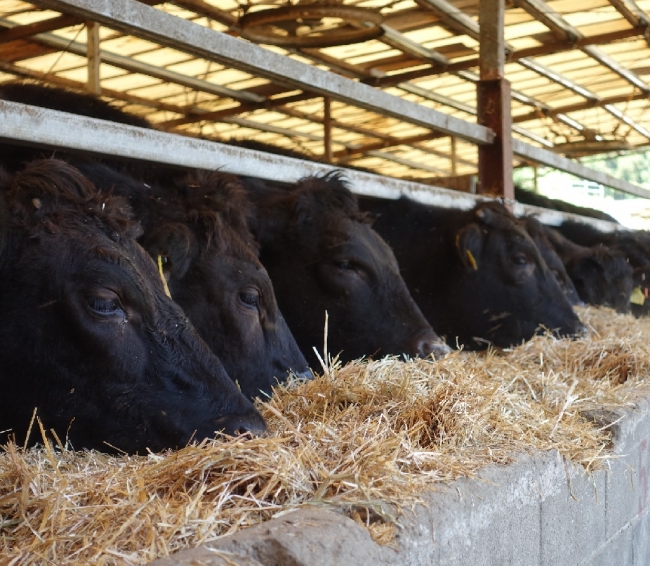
[
  {"x1": 0, "y1": 159, "x2": 265, "y2": 453},
  {"x1": 449, "y1": 202, "x2": 584, "y2": 348},
  {"x1": 565, "y1": 246, "x2": 633, "y2": 313},
  {"x1": 133, "y1": 170, "x2": 310, "y2": 400},
  {"x1": 606, "y1": 232, "x2": 650, "y2": 317},
  {"x1": 250, "y1": 173, "x2": 448, "y2": 366},
  {"x1": 546, "y1": 228, "x2": 633, "y2": 313}
]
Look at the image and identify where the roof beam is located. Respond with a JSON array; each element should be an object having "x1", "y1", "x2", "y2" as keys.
[
  {"x1": 512, "y1": 0, "x2": 650, "y2": 93},
  {"x1": 0, "y1": 14, "x2": 80, "y2": 43},
  {"x1": 1, "y1": 98, "x2": 645, "y2": 199},
  {"x1": 158, "y1": 47, "x2": 552, "y2": 150},
  {"x1": 158, "y1": 93, "x2": 314, "y2": 130},
  {"x1": 0, "y1": 17, "x2": 265, "y2": 103},
  {"x1": 367, "y1": 26, "x2": 648, "y2": 88},
  {"x1": 170, "y1": 0, "x2": 237, "y2": 26},
  {"x1": 33, "y1": 0, "x2": 494, "y2": 145},
  {"x1": 406, "y1": 0, "x2": 596, "y2": 140},
  {"x1": 364, "y1": 149, "x2": 451, "y2": 174},
  {"x1": 609, "y1": 0, "x2": 650, "y2": 29},
  {"x1": 413, "y1": 0, "x2": 650, "y2": 144},
  {"x1": 333, "y1": 132, "x2": 448, "y2": 160},
  {"x1": 604, "y1": 103, "x2": 650, "y2": 140},
  {"x1": 512, "y1": 138, "x2": 650, "y2": 199},
  {"x1": 416, "y1": 0, "x2": 480, "y2": 41},
  {"x1": 0, "y1": 59, "x2": 191, "y2": 115},
  {"x1": 514, "y1": 90, "x2": 650, "y2": 124},
  {"x1": 515, "y1": 58, "x2": 650, "y2": 142},
  {"x1": 276, "y1": 105, "x2": 444, "y2": 144},
  {"x1": 116, "y1": 0, "x2": 590, "y2": 146}
]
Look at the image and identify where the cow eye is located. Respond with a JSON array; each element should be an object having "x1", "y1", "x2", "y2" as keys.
[
  {"x1": 333, "y1": 260, "x2": 354, "y2": 270},
  {"x1": 238, "y1": 290, "x2": 260, "y2": 310},
  {"x1": 512, "y1": 253, "x2": 529, "y2": 266},
  {"x1": 87, "y1": 296, "x2": 124, "y2": 317}
]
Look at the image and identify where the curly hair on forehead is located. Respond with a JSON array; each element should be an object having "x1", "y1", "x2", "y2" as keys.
[
  {"x1": 293, "y1": 171, "x2": 372, "y2": 225},
  {"x1": 3, "y1": 158, "x2": 141, "y2": 242},
  {"x1": 171, "y1": 169, "x2": 260, "y2": 260},
  {"x1": 250, "y1": 171, "x2": 375, "y2": 253}
]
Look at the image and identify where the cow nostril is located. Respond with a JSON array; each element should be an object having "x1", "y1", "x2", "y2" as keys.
[
  {"x1": 411, "y1": 330, "x2": 451, "y2": 359},
  {"x1": 295, "y1": 368, "x2": 314, "y2": 381},
  {"x1": 573, "y1": 323, "x2": 589, "y2": 338},
  {"x1": 431, "y1": 341, "x2": 453, "y2": 359},
  {"x1": 215, "y1": 410, "x2": 267, "y2": 437}
]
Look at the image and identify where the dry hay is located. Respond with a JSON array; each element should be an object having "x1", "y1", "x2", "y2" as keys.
[{"x1": 2, "y1": 305, "x2": 650, "y2": 564}]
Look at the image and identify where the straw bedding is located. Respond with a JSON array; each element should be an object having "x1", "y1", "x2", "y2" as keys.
[{"x1": 2, "y1": 305, "x2": 650, "y2": 564}]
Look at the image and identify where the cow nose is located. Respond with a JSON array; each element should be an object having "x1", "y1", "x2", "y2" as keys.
[
  {"x1": 572, "y1": 323, "x2": 589, "y2": 338},
  {"x1": 431, "y1": 341, "x2": 453, "y2": 359},
  {"x1": 215, "y1": 410, "x2": 267, "y2": 437},
  {"x1": 295, "y1": 368, "x2": 314, "y2": 380},
  {"x1": 410, "y1": 329, "x2": 451, "y2": 359}
]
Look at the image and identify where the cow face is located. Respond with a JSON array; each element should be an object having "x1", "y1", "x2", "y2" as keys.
[
  {"x1": 252, "y1": 174, "x2": 448, "y2": 366},
  {"x1": 546, "y1": 227, "x2": 634, "y2": 313},
  {"x1": 136, "y1": 171, "x2": 310, "y2": 400},
  {"x1": 451, "y1": 203, "x2": 584, "y2": 347},
  {"x1": 606, "y1": 233, "x2": 650, "y2": 317},
  {"x1": 566, "y1": 246, "x2": 633, "y2": 313},
  {"x1": 0, "y1": 160, "x2": 265, "y2": 454}
]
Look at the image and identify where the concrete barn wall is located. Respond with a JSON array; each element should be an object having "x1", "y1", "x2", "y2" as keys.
[{"x1": 151, "y1": 397, "x2": 650, "y2": 566}]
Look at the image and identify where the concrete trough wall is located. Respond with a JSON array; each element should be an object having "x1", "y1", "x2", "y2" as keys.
[{"x1": 152, "y1": 398, "x2": 650, "y2": 566}]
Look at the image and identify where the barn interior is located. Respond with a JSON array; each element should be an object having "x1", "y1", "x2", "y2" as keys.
[
  {"x1": 2, "y1": 0, "x2": 650, "y2": 564},
  {"x1": 0, "y1": 0, "x2": 649, "y2": 205}
]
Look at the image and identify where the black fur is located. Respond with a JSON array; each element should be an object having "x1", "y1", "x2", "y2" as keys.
[
  {"x1": 358, "y1": 197, "x2": 584, "y2": 349},
  {"x1": 247, "y1": 173, "x2": 447, "y2": 366},
  {"x1": 0, "y1": 159, "x2": 265, "y2": 453}
]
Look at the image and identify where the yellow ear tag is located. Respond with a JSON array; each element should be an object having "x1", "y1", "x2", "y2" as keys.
[
  {"x1": 466, "y1": 249, "x2": 478, "y2": 271},
  {"x1": 157, "y1": 255, "x2": 172, "y2": 299},
  {"x1": 631, "y1": 286, "x2": 645, "y2": 306}
]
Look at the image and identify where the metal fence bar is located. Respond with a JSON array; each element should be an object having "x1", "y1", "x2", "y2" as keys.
[
  {"x1": 512, "y1": 139, "x2": 650, "y2": 200},
  {"x1": 0, "y1": 100, "x2": 635, "y2": 231}
]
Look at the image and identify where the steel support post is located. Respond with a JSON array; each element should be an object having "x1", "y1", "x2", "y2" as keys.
[
  {"x1": 323, "y1": 97, "x2": 332, "y2": 163},
  {"x1": 477, "y1": 79, "x2": 514, "y2": 198},
  {"x1": 477, "y1": 0, "x2": 513, "y2": 199}
]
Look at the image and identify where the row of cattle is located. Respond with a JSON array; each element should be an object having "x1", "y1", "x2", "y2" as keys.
[{"x1": 0, "y1": 82, "x2": 647, "y2": 455}]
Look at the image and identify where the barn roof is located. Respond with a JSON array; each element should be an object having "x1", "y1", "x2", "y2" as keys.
[{"x1": 0, "y1": 0, "x2": 649, "y2": 192}]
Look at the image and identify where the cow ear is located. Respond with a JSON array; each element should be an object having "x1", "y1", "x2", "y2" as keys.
[
  {"x1": 140, "y1": 223, "x2": 198, "y2": 280},
  {"x1": 455, "y1": 223, "x2": 483, "y2": 271}
]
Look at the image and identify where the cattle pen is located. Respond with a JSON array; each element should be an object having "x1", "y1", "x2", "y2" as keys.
[{"x1": 2, "y1": 0, "x2": 650, "y2": 564}]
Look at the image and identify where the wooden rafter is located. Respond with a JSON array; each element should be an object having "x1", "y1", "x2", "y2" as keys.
[
  {"x1": 513, "y1": 91, "x2": 650, "y2": 124},
  {"x1": 366, "y1": 26, "x2": 648, "y2": 88},
  {"x1": 512, "y1": 0, "x2": 650, "y2": 93},
  {"x1": 0, "y1": 13, "x2": 79, "y2": 43}
]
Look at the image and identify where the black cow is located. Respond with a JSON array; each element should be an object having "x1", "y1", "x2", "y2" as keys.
[
  {"x1": 245, "y1": 173, "x2": 449, "y2": 367},
  {"x1": 544, "y1": 227, "x2": 633, "y2": 312},
  {"x1": 0, "y1": 81, "x2": 310, "y2": 399},
  {"x1": 558, "y1": 221, "x2": 650, "y2": 316},
  {"x1": 77, "y1": 163, "x2": 310, "y2": 400},
  {"x1": 358, "y1": 197, "x2": 584, "y2": 349},
  {"x1": 519, "y1": 216, "x2": 581, "y2": 306},
  {"x1": 515, "y1": 186, "x2": 619, "y2": 223},
  {"x1": 0, "y1": 159, "x2": 266, "y2": 453}
]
